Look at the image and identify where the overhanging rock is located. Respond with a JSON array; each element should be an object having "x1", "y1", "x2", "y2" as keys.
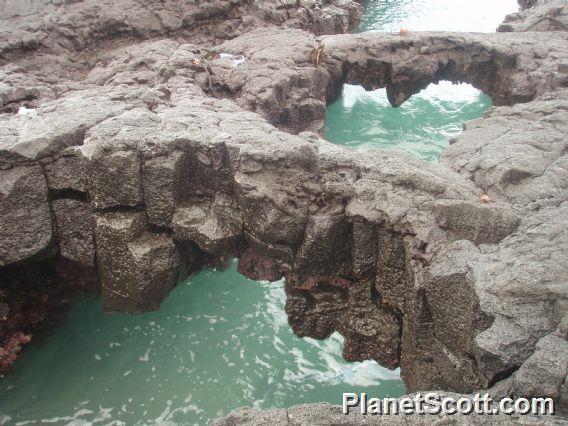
[{"x1": 0, "y1": 0, "x2": 566, "y2": 414}]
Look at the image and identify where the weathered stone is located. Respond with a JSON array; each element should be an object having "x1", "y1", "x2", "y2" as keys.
[
  {"x1": 95, "y1": 212, "x2": 180, "y2": 313},
  {"x1": 211, "y1": 29, "x2": 331, "y2": 134},
  {"x1": 0, "y1": 91, "x2": 129, "y2": 164},
  {"x1": 433, "y1": 200, "x2": 519, "y2": 244},
  {"x1": 560, "y1": 378, "x2": 568, "y2": 415},
  {"x1": 423, "y1": 242, "x2": 489, "y2": 356},
  {"x1": 43, "y1": 154, "x2": 88, "y2": 193},
  {"x1": 475, "y1": 315, "x2": 537, "y2": 386},
  {"x1": 212, "y1": 406, "x2": 289, "y2": 426},
  {"x1": 142, "y1": 152, "x2": 183, "y2": 227},
  {"x1": 512, "y1": 335, "x2": 568, "y2": 400},
  {"x1": 174, "y1": 139, "x2": 234, "y2": 199},
  {"x1": 323, "y1": 31, "x2": 568, "y2": 107},
  {"x1": 285, "y1": 277, "x2": 348, "y2": 341},
  {"x1": 0, "y1": 0, "x2": 567, "y2": 413},
  {"x1": 0, "y1": 0, "x2": 361, "y2": 114},
  {"x1": 88, "y1": 150, "x2": 143, "y2": 210},
  {"x1": 231, "y1": 138, "x2": 314, "y2": 245},
  {"x1": 214, "y1": 399, "x2": 567, "y2": 424},
  {"x1": 0, "y1": 165, "x2": 53, "y2": 266},
  {"x1": 443, "y1": 90, "x2": 568, "y2": 209},
  {"x1": 294, "y1": 211, "x2": 351, "y2": 277},
  {"x1": 126, "y1": 234, "x2": 181, "y2": 312},
  {"x1": 375, "y1": 229, "x2": 408, "y2": 314},
  {"x1": 500, "y1": 1, "x2": 568, "y2": 32},
  {"x1": 52, "y1": 198, "x2": 95, "y2": 267},
  {"x1": 350, "y1": 217, "x2": 377, "y2": 279},
  {"x1": 94, "y1": 211, "x2": 146, "y2": 312},
  {"x1": 342, "y1": 279, "x2": 401, "y2": 369},
  {"x1": 237, "y1": 249, "x2": 283, "y2": 282},
  {"x1": 172, "y1": 193, "x2": 243, "y2": 254}
]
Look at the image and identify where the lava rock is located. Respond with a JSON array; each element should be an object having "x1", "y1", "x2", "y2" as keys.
[{"x1": 0, "y1": 165, "x2": 53, "y2": 266}]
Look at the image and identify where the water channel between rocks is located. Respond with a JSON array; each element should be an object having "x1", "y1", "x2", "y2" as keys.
[
  {"x1": 0, "y1": 0, "x2": 518, "y2": 424},
  {"x1": 324, "y1": 0, "x2": 517, "y2": 161}
]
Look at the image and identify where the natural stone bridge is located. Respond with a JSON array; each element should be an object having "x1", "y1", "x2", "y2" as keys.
[{"x1": 0, "y1": 0, "x2": 567, "y2": 418}]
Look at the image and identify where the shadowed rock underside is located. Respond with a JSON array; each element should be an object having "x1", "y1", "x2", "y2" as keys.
[{"x1": 0, "y1": 0, "x2": 567, "y2": 422}]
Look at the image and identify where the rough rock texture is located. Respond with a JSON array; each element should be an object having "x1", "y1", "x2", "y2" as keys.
[
  {"x1": 214, "y1": 400, "x2": 568, "y2": 425},
  {"x1": 0, "y1": 0, "x2": 362, "y2": 113},
  {"x1": 518, "y1": 0, "x2": 565, "y2": 11},
  {"x1": 94, "y1": 211, "x2": 183, "y2": 313},
  {"x1": 0, "y1": 165, "x2": 54, "y2": 265},
  {"x1": 0, "y1": 0, "x2": 362, "y2": 58},
  {"x1": 0, "y1": 0, "x2": 567, "y2": 422},
  {"x1": 501, "y1": 1, "x2": 568, "y2": 32},
  {"x1": 323, "y1": 31, "x2": 568, "y2": 107}
]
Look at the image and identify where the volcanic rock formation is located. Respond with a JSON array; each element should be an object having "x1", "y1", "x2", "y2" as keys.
[
  {"x1": 0, "y1": 0, "x2": 567, "y2": 421},
  {"x1": 501, "y1": 0, "x2": 567, "y2": 32}
]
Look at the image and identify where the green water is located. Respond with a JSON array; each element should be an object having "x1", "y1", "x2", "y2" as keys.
[
  {"x1": 358, "y1": 0, "x2": 518, "y2": 33},
  {"x1": 0, "y1": 262, "x2": 404, "y2": 424},
  {"x1": 325, "y1": 84, "x2": 492, "y2": 162},
  {"x1": 0, "y1": 1, "x2": 522, "y2": 424},
  {"x1": 324, "y1": 0, "x2": 518, "y2": 161}
]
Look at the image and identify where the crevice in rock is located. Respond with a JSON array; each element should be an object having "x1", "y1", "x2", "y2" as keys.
[
  {"x1": 96, "y1": 204, "x2": 147, "y2": 214},
  {"x1": 49, "y1": 189, "x2": 89, "y2": 203},
  {"x1": 487, "y1": 364, "x2": 522, "y2": 388}
]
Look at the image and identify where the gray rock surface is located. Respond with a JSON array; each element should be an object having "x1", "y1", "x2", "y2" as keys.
[
  {"x1": 0, "y1": 0, "x2": 567, "y2": 423},
  {"x1": 0, "y1": 164, "x2": 53, "y2": 266},
  {"x1": 518, "y1": 0, "x2": 566, "y2": 11},
  {"x1": 0, "y1": 0, "x2": 362, "y2": 113},
  {"x1": 52, "y1": 198, "x2": 95, "y2": 266},
  {"x1": 322, "y1": 31, "x2": 568, "y2": 107},
  {"x1": 173, "y1": 193, "x2": 243, "y2": 254},
  {"x1": 94, "y1": 211, "x2": 182, "y2": 312},
  {"x1": 214, "y1": 400, "x2": 567, "y2": 425},
  {"x1": 500, "y1": 1, "x2": 568, "y2": 32}
]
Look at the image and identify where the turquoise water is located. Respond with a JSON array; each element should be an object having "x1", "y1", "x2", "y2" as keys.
[
  {"x1": 0, "y1": 262, "x2": 404, "y2": 424},
  {"x1": 325, "y1": 84, "x2": 491, "y2": 162},
  {"x1": 358, "y1": 0, "x2": 518, "y2": 33},
  {"x1": 0, "y1": 1, "x2": 521, "y2": 424},
  {"x1": 324, "y1": 0, "x2": 518, "y2": 161}
]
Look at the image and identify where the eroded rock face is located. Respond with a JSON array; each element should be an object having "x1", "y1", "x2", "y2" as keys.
[
  {"x1": 0, "y1": 165, "x2": 53, "y2": 266},
  {"x1": 0, "y1": 0, "x2": 567, "y2": 418},
  {"x1": 214, "y1": 400, "x2": 567, "y2": 425},
  {"x1": 501, "y1": 1, "x2": 568, "y2": 32},
  {"x1": 0, "y1": 0, "x2": 362, "y2": 113},
  {"x1": 518, "y1": 0, "x2": 563, "y2": 11},
  {"x1": 323, "y1": 31, "x2": 568, "y2": 107},
  {"x1": 94, "y1": 211, "x2": 182, "y2": 313}
]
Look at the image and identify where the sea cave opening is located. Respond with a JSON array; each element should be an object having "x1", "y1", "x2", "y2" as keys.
[
  {"x1": 324, "y1": 82, "x2": 492, "y2": 163},
  {"x1": 0, "y1": 260, "x2": 405, "y2": 424},
  {"x1": 322, "y1": 0, "x2": 518, "y2": 162}
]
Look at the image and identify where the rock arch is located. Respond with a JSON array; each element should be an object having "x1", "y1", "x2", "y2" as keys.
[
  {"x1": 0, "y1": 2, "x2": 567, "y2": 411},
  {"x1": 322, "y1": 31, "x2": 568, "y2": 107}
]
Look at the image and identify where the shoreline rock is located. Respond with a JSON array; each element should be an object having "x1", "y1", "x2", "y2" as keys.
[{"x1": 0, "y1": 0, "x2": 567, "y2": 422}]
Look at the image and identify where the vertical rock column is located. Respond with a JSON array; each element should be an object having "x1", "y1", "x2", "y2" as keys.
[
  {"x1": 0, "y1": 165, "x2": 54, "y2": 266},
  {"x1": 94, "y1": 212, "x2": 181, "y2": 313},
  {"x1": 87, "y1": 147, "x2": 183, "y2": 313}
]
